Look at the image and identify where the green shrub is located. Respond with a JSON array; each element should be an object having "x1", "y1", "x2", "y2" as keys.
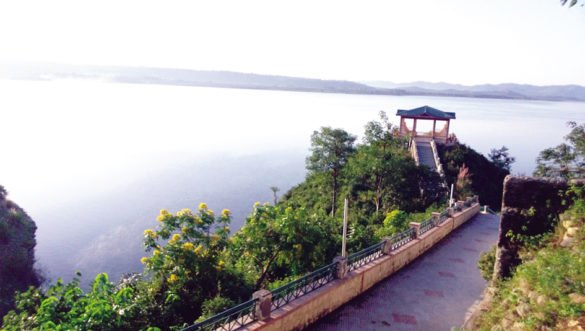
[{"x1": 477, "y1": 246, "x2": 496, "y2": 281}]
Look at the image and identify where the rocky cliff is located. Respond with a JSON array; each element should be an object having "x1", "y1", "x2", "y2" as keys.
[{"x1": 0, "y1": 185, "x2": 40, "y2": 317}]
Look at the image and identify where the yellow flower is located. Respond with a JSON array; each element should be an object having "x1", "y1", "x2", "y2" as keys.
[
  {"x1": 253, "y1": 201, "x2": 261, "y2": 208},
  {"x1": 140, "y1": 257, "x2": 150, "y2": 264},
  {"x1": 194, "y1": 244, "x2": 203, "y2": 254},
  {"x1": 196, "y1": 218, "x2": 203, "y2": 225},
  {"x1": 143, "y1": 229, "x2": 157, "y2": 239},
  {"x1": 183, "y1": 242, "x2": 194, "y2": 251},
  {"x1": 181, "y1": 227, "x2": 189, "y2": 234},
  {"x1": 207, "y1": 209, "x2": 215, "y2": 217},
  {"x1": 215, "y1": 260, "x2": 225, "y2": 272},
  {"x1": 167, "y1": 274, "x2": 179, "y2": 284},
  {"x1": 198, "y1": 202, "x2": 208, "y2": 210},
  {"x1": 153, "y1": 249, "x2": 161, "y2": 256},
  {"x1": 221, "y1": 209, "x2": 231, "y2": 217},
  {"x1": 169, "y1": 233, "x2": 181, "y2": 244},
  {"x1": 157, "y1": 210, "x2": 171, "y2": 223},
  {"x1": 176, "y1": 208, "x2": 192, "y2": 217},
  {"x1": 211, "y1": 234, "x2": 220, "y2": 242}
]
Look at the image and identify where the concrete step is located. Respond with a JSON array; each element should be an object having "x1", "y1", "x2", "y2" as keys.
[{"x1": 416, "y1": 143, "x2": 437, "y2": 170}]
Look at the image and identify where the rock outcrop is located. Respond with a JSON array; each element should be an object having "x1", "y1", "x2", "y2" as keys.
[
  {"x1": 0, "y1": 185, "x2": 40, "y2": 317},
  {"x1": 493, "y1": 176, "x2": 569, "y2": 280}
]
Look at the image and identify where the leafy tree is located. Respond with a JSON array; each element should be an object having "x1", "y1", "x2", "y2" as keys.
[
  {"x1": 228, "y1": 204, "x2": 339, "y2": 290},
  {"x1": 269, "y1": 186, "x2": 280, "y2": 205},
  {"x1": 488, "y1": 146, "x2": 515, "y2": 172},
  {"x1": 306, "y1": 127, "x2": 356, "y2": 216},
  {"x1": 346, "y1": 112, "x2": 410, "y2": 213},
  {"x1": 535, "y1": 122, "x2": 585, "y2": 179}
]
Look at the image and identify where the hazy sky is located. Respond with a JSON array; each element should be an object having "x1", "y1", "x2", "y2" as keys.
[{"x1": 1, "y1": 1, "x2": 585, "y2": 85}]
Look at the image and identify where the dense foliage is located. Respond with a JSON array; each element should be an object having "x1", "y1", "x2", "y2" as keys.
[
  {"x1": 438, "y1": 143, "x2": 509, "y2": 209},
  {"x1": 475, "y1": 191, "x2": 585, "y2": 330}
]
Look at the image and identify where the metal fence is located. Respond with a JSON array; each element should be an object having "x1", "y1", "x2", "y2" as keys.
[
  {"x1": 347, "y1": 242, "x2": 385, "y2": 272},
  {"x1": 418, "y1": 218, "x2": 435, "y2": 236},
  {"x1": 182, "y1": 298, "x2": 257, "y2": 331},
  {"x1": 439, "y1": 209, "x2": 449, "y2": 224},
  {"x1": 388, "y1": 227, "x2": 415, "y2": 250},
  {"x1": 270, "y1": 262, "x2": 338, "y2": 311}
]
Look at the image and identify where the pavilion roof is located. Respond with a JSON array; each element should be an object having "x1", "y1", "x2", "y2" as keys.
[{"x1": 396, "y1": 105, "x2": 456, "y2": 120}]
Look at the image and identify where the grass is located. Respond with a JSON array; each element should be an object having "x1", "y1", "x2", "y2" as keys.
[{"x1": 475, "y1": 208, "x2": 585, "y2": 330}]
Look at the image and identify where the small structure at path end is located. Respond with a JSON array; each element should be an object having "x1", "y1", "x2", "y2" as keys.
[{"x1": 397, "y1": 105, "x2": 456, "y2": 145}]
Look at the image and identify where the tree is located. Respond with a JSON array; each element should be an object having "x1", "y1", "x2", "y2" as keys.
[
  {"x1": 488, "y1": 146, "x2": 515, "y2": 172},
  {"x1": 306, "y1": 127, "x2": 356, "y2": 216},
  {"x1": 228, "y1": 204, "x2": 339, "y2": 290},
  {"x1": 535, "y1": 122, "x2": 585, "y2": 179},
  {"x1": 269, "y1": 186, "x2": 280, "y2": 205},
  {"x1": 347, "y1": 112, "x2": 409, "y2": 213}
]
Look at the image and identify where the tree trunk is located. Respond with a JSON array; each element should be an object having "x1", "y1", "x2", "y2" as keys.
[{"x1": 255, "y1": 248, "x2": 281, "y2": 290}]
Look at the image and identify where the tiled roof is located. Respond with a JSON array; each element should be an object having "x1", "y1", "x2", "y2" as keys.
[{"x1": 396, "y1": 106, "x2": 456, "y2": 119}]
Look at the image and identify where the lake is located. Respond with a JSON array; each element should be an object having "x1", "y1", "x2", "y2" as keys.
[{"x1": 1, "y1": 79, "x2": 584, "y2": 284}]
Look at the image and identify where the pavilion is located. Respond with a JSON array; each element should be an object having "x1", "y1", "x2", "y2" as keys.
[{"x1": 396, "y1": 105, "x2": 456, "y2": 145}]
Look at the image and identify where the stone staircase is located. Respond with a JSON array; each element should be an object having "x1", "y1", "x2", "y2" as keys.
[{"x1": 416, "y1": 141, "x2": 437, "y2": 171}]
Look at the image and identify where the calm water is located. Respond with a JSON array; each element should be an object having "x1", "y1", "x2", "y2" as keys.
[{"x1": 1, "y1": 79, "x2": 584, "y2": 284}]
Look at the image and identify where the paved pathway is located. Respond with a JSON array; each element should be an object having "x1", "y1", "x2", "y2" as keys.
[{"x1": 308, "y1": 213, "x2": 500, "y2": 331}]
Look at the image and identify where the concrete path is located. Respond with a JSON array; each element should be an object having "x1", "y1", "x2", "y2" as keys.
[{"x1": 308, "y1": 213, "x2": 500, "y2": 331}]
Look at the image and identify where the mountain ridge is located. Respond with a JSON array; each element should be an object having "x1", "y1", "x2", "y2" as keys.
[{"x1": 2, "y1": 61, "x2": 584, "y2": 102}]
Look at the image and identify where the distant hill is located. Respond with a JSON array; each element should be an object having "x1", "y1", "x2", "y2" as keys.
[
  {"x1": 364, "y1": 80, "x2": 585, "y2": 102},
  {"x1": 0, "y1": 62, "x2": 388, "y2": 95},
  {"x1": 1, "y1": 61, "x2": 584, "y2": 101}
]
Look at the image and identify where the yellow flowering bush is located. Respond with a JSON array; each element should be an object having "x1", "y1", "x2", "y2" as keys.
[
  {"x1": 176, "y1": 208, "x2": 192, "y2": 217},
  {"x1": 167, "y1": 274, "x2": 179, "y2": 284},
  {"x1": 169, "y1": 233, "x2": 181, "y2": 244},
  {"x1": 134, "y1": 201, "x2": 246, "y2": 326},
  {"x1": 144, "y1": 229, "x2": 157, "y2": 239}
]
